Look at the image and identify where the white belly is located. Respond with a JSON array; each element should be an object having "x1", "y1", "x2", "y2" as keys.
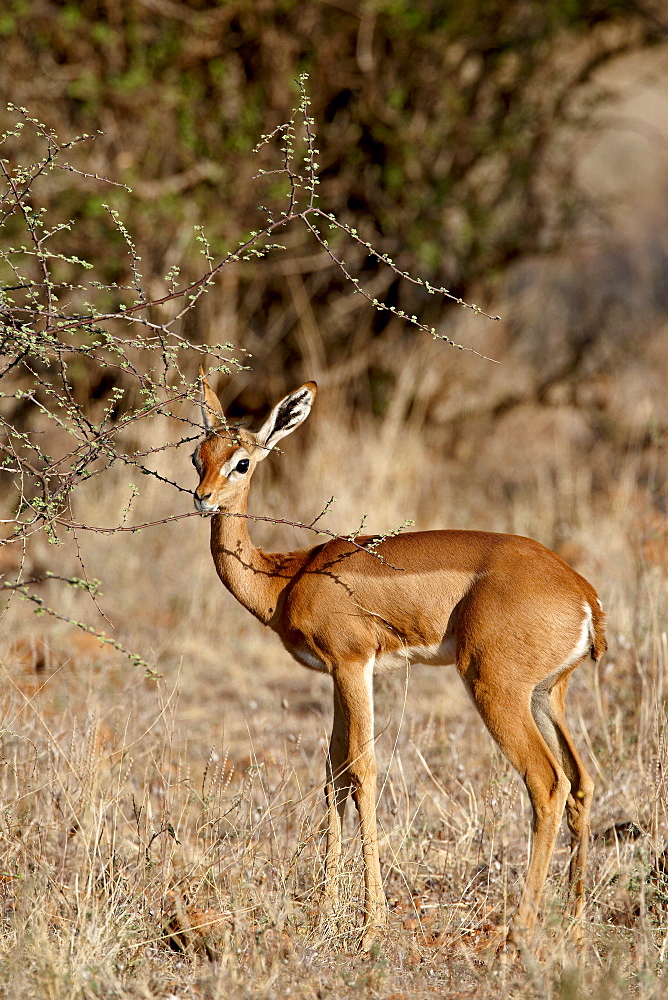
[
  {"x1": 289, "y1": 636, "x2": 457, "y2": 675},
  {"x1": 375, "y1": 637, "x2": 457, "y2": 673}
]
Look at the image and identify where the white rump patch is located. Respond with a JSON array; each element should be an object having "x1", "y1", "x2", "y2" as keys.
[{"x1": 534, "y1": 603, "x2": 593, "y2": 694}]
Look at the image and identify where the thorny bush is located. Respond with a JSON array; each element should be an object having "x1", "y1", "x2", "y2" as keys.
[{"x1": 0, "y1": 80, "x2": 491, "y2": 666}]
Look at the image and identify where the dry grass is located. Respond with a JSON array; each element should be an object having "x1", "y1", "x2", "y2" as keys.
[{"x1": 1, "y1": 385, "x2": 667, "y2": 999}]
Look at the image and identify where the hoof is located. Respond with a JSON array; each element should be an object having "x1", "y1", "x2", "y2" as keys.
[
  {"x1": 567, "y1": 916, "x2": 585, "y2": 947},
  {"x1": 319, "y1": 890, "x2": 339, "y2": 918},
  {"x1": 360, "y1": 920, "x2": 386, "y2": 954}
]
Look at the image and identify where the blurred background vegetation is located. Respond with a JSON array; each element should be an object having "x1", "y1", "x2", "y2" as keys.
[{"x1": 1, "y1": 0, "x2": 665, "y2": 408}]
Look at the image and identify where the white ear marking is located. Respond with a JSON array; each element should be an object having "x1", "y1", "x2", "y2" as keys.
[{"x1": 255, "y1": 382, "x2": 316, "y2": 458}]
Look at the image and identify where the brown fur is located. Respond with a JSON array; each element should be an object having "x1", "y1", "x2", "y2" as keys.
[{"x1": 193, "y1": 376, "x2": 606, "y2": 950}]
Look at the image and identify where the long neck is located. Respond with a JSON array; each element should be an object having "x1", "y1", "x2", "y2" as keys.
[{"x1": 209, "y1": 490, "x2": 298, "y2": 626}]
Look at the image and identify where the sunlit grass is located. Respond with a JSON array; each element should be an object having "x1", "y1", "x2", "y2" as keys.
[{"x1": 0, "y1": 402, "x2": 667, "y2": 998}]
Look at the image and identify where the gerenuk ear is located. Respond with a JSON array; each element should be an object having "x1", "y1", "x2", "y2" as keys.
[
  {"x1": 255, "y1": 382, "x2": 317, "y2": 459},
  {"x1": 199, "y1": 367, "x2": 225, "y2": 432}
]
